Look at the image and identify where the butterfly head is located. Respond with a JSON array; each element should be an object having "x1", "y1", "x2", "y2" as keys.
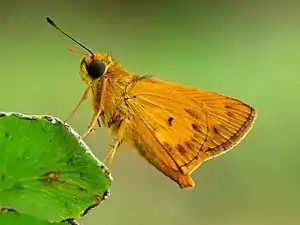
[
  {"x1": 80, "y1": 53, "x2": 112, "y2": 84},
  {"x1": 45, "y1": 17, "x2": 113, "y2": 84}
]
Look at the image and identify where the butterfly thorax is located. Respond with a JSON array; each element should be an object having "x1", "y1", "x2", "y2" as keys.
[{"x1": 80, "y1": 53, "x2": 136, "y2": 133}]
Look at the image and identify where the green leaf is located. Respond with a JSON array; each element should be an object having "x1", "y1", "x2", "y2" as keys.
[
  {"x1": 0, "y1": 112, "x2": 112, "y2": 223},
  {"x1": 0, "y1": 208, "x2": 70, "y2": 225}
]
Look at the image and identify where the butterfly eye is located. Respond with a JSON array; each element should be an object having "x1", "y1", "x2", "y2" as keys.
[{"x1": 87, "y1": 60, "x2": 106, "y2": 79}]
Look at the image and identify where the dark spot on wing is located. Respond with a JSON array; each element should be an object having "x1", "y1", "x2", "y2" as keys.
[
  {"x1": 163, "y1": 142, "x2": 173, "y2": 152},
  {"x1": 175, "y1": 144, "x2": 187, "y2": 155},
  {"x1": 226, "y1": 112, "x2": 235, "y2": 117},
  {"x1": 213, "y1": 126, "x2": 220, "y2": 135},
  {"x1": 185, "y1": 108, "x2": 199, "y2": 120},
  {"x1": 168, "y1": 117, "x2": 174, "y2": 126},
  {"x1": 184, "y1": 141, "x2": 195, "y2": 150},
  {"x1": 192, "y1": 123, "x2": 202, "y2": 133}
]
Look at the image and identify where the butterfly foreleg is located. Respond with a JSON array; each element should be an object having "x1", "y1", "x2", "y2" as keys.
[
  {"x1": 82, "y1": 108, "x2": 104, "y2": 138},
  {"x1": 65, "y1": 84, "x2": 92, "y2": 123},
  {"x1": 82, "y1": 77, "x2": 108, "y2": 138}
]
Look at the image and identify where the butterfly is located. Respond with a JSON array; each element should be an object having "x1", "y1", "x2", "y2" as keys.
[{"x1": 46, "y1": 17, "x2": 256, "y2": 189}]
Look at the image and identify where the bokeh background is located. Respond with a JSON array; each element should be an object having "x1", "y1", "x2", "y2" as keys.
[{"x1": 1, "y1": 0, "x2": 300, "y2": 224}]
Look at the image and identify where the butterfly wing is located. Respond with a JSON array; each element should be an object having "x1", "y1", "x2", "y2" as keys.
[{"x1": 126, "y1": 77, "x2": 256, "y2": 188}]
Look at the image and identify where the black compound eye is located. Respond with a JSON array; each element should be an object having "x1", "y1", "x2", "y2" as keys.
[{"x1": 87, "y1": 60, "x2": 106, "y2": 79}]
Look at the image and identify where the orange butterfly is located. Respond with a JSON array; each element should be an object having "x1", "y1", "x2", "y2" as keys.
[{"x1": 47, "y1": 17, "x2": 256, "y2": 189}]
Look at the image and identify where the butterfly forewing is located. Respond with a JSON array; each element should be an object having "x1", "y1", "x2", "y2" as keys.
[{"x1": 125, "y1": 77, "x2": 256, "y2": 188}]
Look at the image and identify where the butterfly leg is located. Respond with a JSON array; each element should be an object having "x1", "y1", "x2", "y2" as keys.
[
  {"x1": 104, "y1": 139, "x2": 123, "y2": 168},
  {"x1": 103, "y1": 119, "x2": 127, "y2": 167},
  {"x1": 82, "y1": 77, "x2": 108, "y2": 138},
  {"x1": 65, "y1": 84, "x2": 92, "y2": 123},
  {"x1": 82, "y1": 108, "x2": 103, "y2": 138}
]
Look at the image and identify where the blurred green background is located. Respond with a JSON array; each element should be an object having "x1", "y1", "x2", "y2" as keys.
[{"x1": 1, "y1": 0, "x2": 300, "y2": 224}]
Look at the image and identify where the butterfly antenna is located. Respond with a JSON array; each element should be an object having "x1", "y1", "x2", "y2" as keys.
[{"x1": 46, "y1": 16, "x2": 94, "y2": 56}]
